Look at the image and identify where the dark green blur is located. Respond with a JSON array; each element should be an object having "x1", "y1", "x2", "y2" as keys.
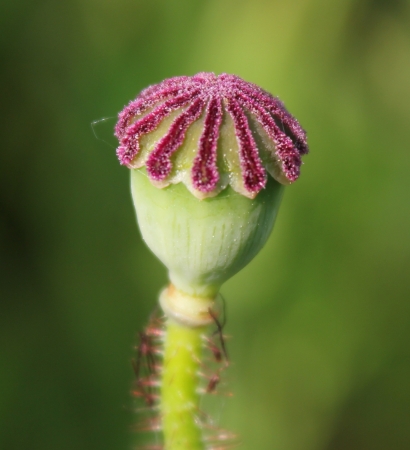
[{"x1": 1, "y1": 1, "x2": 409, "y2": 449}]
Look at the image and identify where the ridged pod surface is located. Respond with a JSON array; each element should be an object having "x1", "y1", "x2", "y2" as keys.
[{"x1": 116, "y1": 72, "x2": 308, "y2": 199}]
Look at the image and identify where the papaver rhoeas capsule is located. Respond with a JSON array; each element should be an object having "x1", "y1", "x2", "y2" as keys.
[{"x1": 115, "y1": 72, "x2": 308, "y2": 326}]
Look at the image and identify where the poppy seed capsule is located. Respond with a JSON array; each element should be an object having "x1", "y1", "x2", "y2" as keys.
[{"x1": 116, "y1": 73, "x2": 308, "y2": 326}]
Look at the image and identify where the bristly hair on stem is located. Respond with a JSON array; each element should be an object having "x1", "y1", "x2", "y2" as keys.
[{"x1": 131, "y1": 309, "x2": 238, "y2": 450}]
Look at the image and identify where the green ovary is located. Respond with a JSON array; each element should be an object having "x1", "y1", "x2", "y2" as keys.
[{"x1": 131, "y1": 168, "x2": 284, "y2": 297}]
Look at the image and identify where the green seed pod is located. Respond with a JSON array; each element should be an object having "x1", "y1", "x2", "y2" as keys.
[
  {"x1": 116, "y1": 72, "x2": 308, "y2": 326},
  {"x1": 131, "y1": 168, "x2": 283, "y2": 296}
]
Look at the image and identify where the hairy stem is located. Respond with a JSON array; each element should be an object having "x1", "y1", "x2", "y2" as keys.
[{"x1": 160, "y1": 319, "x2": 205, "y2": 450}]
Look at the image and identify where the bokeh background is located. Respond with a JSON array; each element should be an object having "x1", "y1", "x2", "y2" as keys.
[{"x1": 1, "y1": 0, "x2": 410, "y2": 449}]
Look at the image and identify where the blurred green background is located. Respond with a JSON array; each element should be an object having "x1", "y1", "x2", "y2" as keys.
[{"x1": 1, "y1": 0, "x2": 410, "y2": 449}]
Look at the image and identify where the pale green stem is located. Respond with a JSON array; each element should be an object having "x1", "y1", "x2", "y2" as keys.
[{"x1": 160, "y1": 319, "x2": 205, "y2": 450}]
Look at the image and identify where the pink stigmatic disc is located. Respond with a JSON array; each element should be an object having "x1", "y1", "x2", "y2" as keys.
[{"x1": 115, "y1": 72, "x2": 308, "y2": 198}]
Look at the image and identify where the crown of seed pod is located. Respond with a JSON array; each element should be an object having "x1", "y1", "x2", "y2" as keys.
[
  {"x1": 115, "y1": 72, "x2": 307, "y2": 199},
  {"x1": 116, "y1": 73, "x2": 308, "y2": 323}
]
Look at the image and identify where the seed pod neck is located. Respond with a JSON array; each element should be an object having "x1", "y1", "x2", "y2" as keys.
[{"x1": 159, "y1": 284, "x2": 217, "y2": 328}]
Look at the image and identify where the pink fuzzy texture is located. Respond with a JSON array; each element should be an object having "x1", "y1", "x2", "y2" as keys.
[
  {"x1": 115, "y1": 72, "x2": 308, "y2": 194},
  {"x1": 146, "y1": 98, "x2": 205, "y2": 181},
  {"x1": 191, "y1": 96, "x2": 223, "y2": 192},
  {"x1": 225, "y1": 98, "x2": 267, "y2": 192}
]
